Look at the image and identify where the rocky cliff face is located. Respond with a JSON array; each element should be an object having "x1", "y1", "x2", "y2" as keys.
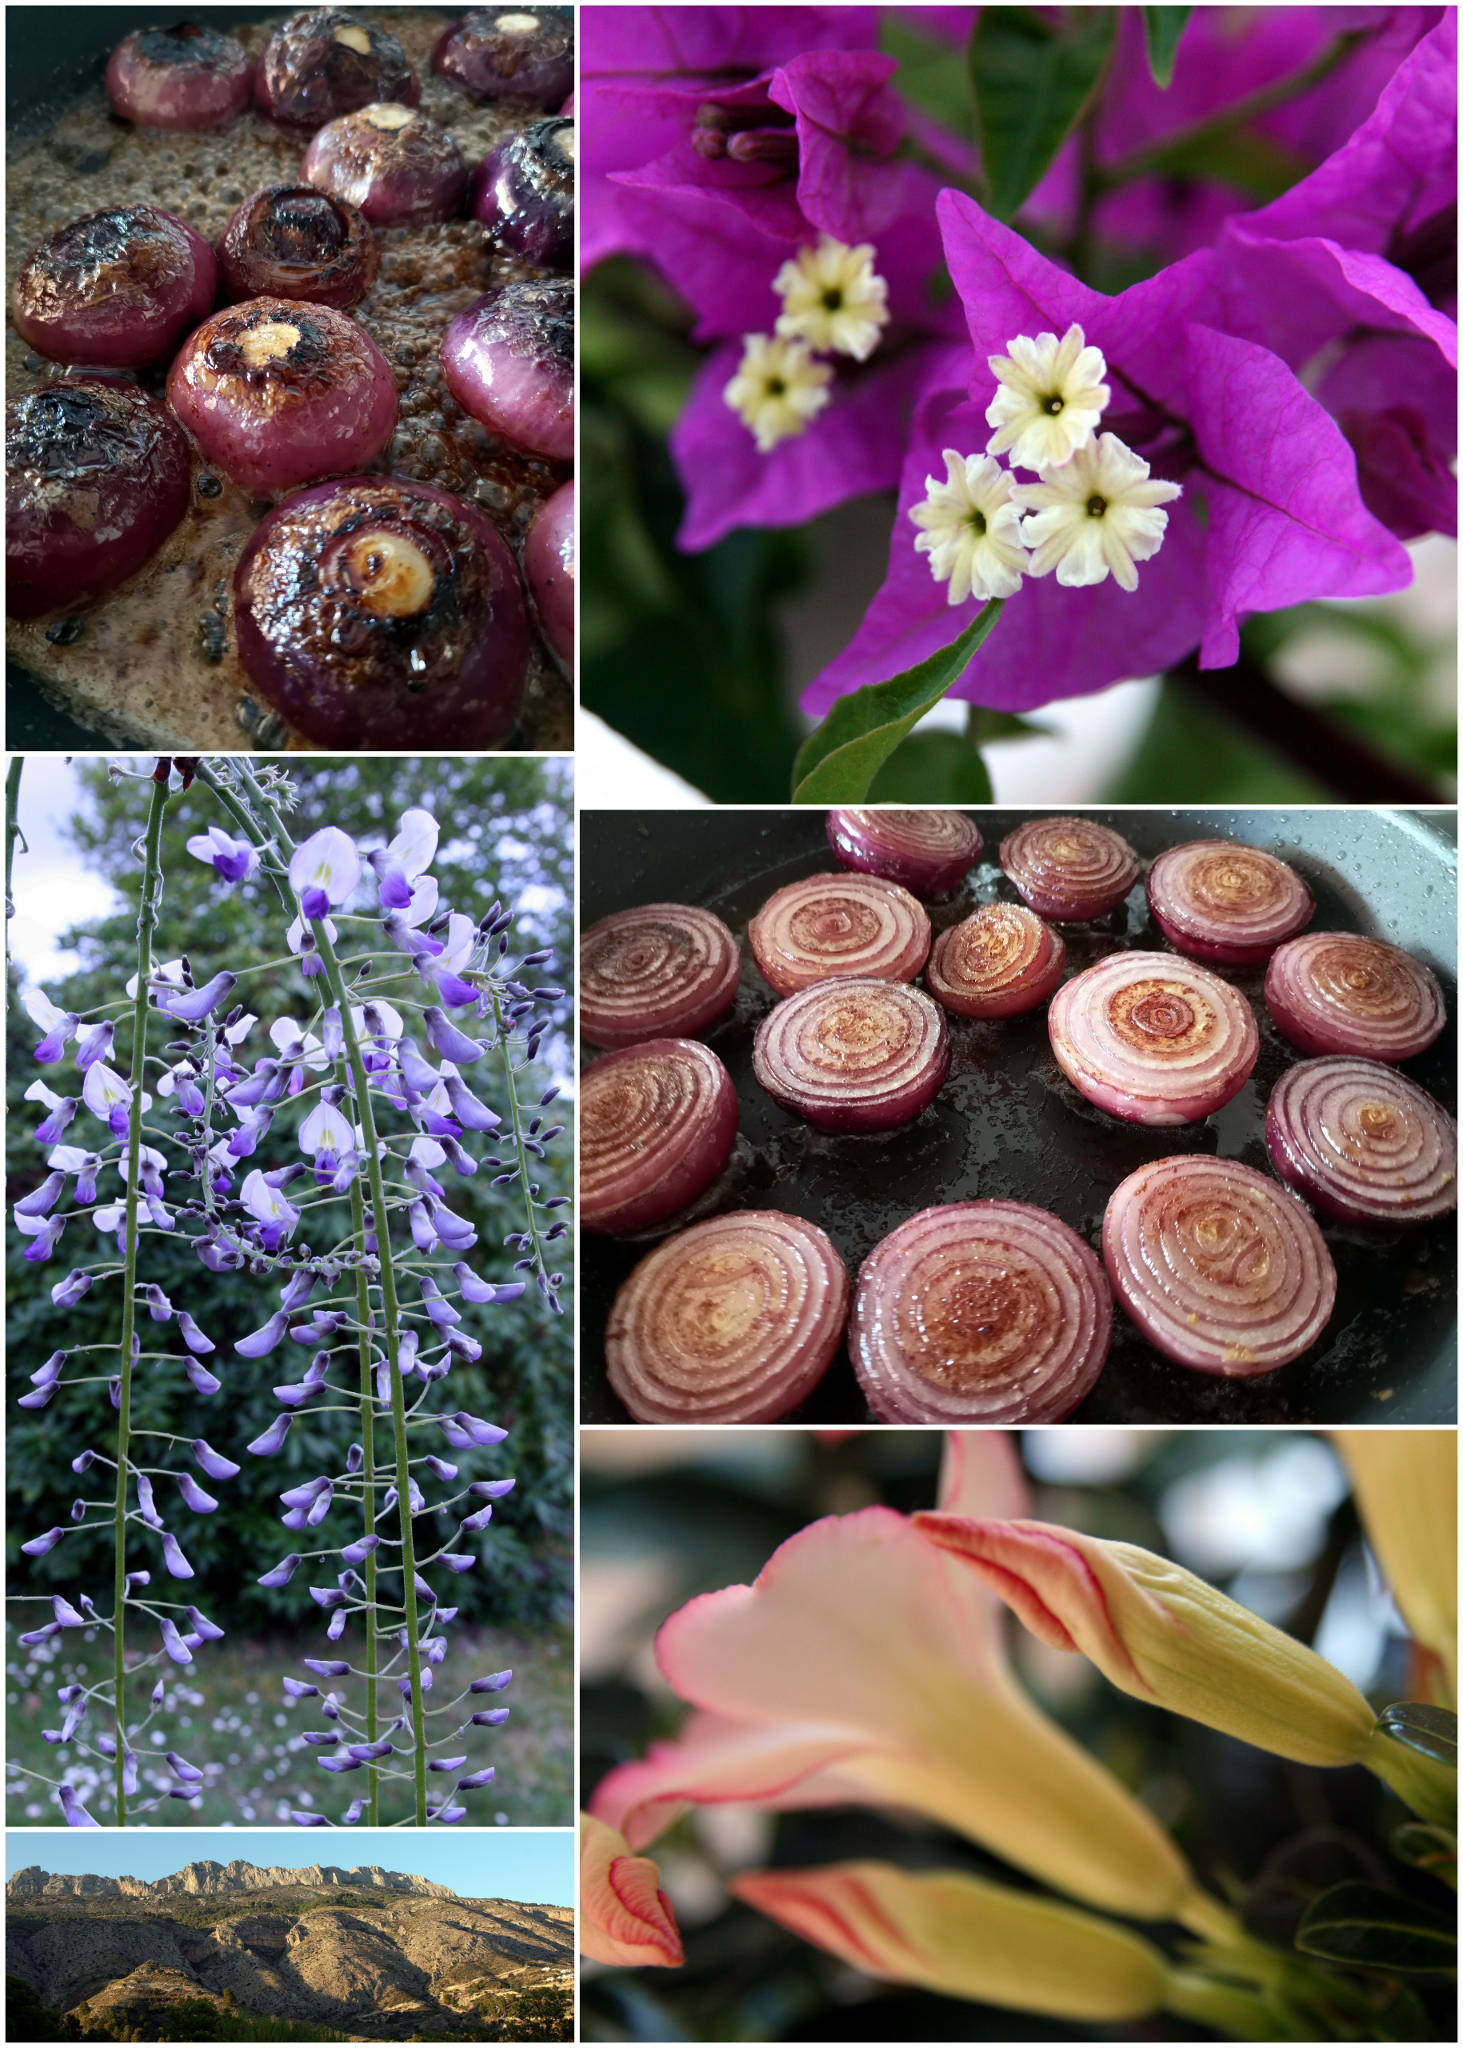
[{"x1": 7, "y1": 1860, "x2": 457, "y2": 1901}]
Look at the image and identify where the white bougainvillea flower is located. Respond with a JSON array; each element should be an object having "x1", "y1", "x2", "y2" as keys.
[
  {"x1": 986, "y1": 322, "x2": 1111, "y2": 471},
  {"x1": 909, "y1": 450, "x2": 1030, "y2": 605},
  {"x1": 774, "y1": 235, "x2": 889, "y2": 362},
  {"x1": 724, "y1": 333, "x2": 832, "y2": 452},
  {"x1": 1013, "y1": 434, "x2": 1182, "y2": 592}
]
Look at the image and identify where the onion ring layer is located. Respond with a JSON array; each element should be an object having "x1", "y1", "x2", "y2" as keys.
[
  {"x1": 1048, "y1": 951, "x2": 1258, "y2": 1125},
  {"x1": 581, "y1": 903, "x2": 740, "y2": 1050},
  {"x1": 999, "y1": 816, "x2": 1140, "y2": 920},
  {"x1": 1266, "y1": 1057, "x2": 1457, "y2": 1227},
  {"x1": 826, "y1": 807, "x2": 983, "y2": 898},
  {"x1": 582, "y1": 1038, "x2": 738, "y2": 1235},
  {"x1": 748, "y1": 873, "x2": 931, "y2": 996},
  {"x1": 927, "y1": 903, "x2": 1066, "y2": 1019},
  {"x1": 754, "y1": 978, "x2": 949, "y2": 1133},
  {"x1": 1265, "y1": 932, "x2": 1446, "y2": 1063}
]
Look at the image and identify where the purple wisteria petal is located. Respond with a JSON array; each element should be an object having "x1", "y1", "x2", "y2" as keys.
[
  {"x1": 177, "y1": 1313, "x2": 215, "y2": 1355},
  {"x1": 185, "y1": 1358, "x2": 223, "y2": 1396},
  {"x1": 470, "y1": 1669, "x2": 514, "y2": 1694},
  {"x1": 237, "y1": 1310, "x2": 290, "y2": 1358},
  {"x1": 177, "y1": 1474, "x2": 220, "y2": 1514},
  {"x1": 34, "y1": 1096, "x2": 79, "y2": 1145},
  {"x1": 59, "y1": 1785, "x2": 100, "y2": 1827},
  {"x1": 456, "y1": 1766, "x2": 496, "y2": 1788},
  {"x1": 159, "y1": 1615, "x2": 194, "y2": 1665},
  {"x1": 423, "y1": 1009, "x2": 486, "y2": 1064},
  {"x1": 471, "y1": 1708, "x2": 511, "y2": 1728},
  {"x1": 291, "y1": 1810, "x2": 331, "y2": 1825},
  {"x1": 258, "y1": 1553, "x2": 301, "y2": 1587},
  {"x1": 185, "y1": 1606, "x2": 225, "y2": 1641},
  {"x1": 160, "y1": 1531, "x2": 195, "y2": 1579},
  {"x1": 159, "y1": 971, "x2": 238, "y2": 1024},
  {"x1": 187, "y1": 826, "x2": 260, "y2": 883},
  {"x1": 247, "y1": 1413, "x2": 293, "y2": 1455},
  {"x1": 74, "y1": 1021, "x2": 115, "y2": 1070},
  {"x1": 283, "y1": 1676, "x2": 320, "y2": 1700}
]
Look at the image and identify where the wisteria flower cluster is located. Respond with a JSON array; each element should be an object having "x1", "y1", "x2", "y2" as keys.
[{"x1": 10, "y1": 757, "x2": 568, "y2": 1828}]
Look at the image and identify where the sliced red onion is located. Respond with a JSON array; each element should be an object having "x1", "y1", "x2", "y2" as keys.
[
  {"x1": 470, "y1": 118, "x2": 574, "y2": 266},
  {"x1": 524, "y1": 477, "x2": 572, "y2": 666},
  {"x1": 217, "y1": 186, "x2": 378, "y2": 309},
  {"x1": 1048, "y1": 951, "x2": 1258, "y2": 1125},
  {"x1": 13, "y1": 206, "x2": 217, "y2": 369},
  {"x1": 6, "y1": 379, "x2": 190, "y2": 620},
  {"x1": 1265, "y1": 933, "x2": 1446, "y2": 1063},
  {"x1": 753, "y1": 978, "x2": 948, "y2": 1133},
  {"x1": 605, "y1": 1210, "x2": 848, "y2": 1423},
  {"x1": 106, "y1": 24, "x2": 254, "y2": 130},
  {"x1": 1103, "y1": 1156, "x2": 1337, "y2": 1373},
  {"x1": 850, "y1": 1201, "x2": 1111, "y2": 1421},
  {"x1": 1147, "y1": 840, "x2": 1314, "y2": 965},
  {"x1": 1266, "y1": 1058, "x2": 1457, "y2": 1227},
  {"x1": 825, "y1": 807, "x2": 984, "y2": 898},
  {"x1": 582, "y1": 1040, "x2": 738, "y2": 1235},
  {"x1": 748, "y1": 874, "x2": 931, "y2": 997},
  {"x1": 302, "y1": 104, "x2": 468, "y2": 225},
  {"x1": 166, "y1": 298, "x2": 397, "y2": 496},
  {"x1": 440, "y1": 279, "x2": 573, "y2": 460},
  {"x1": 1000, "y1": 816, "x2": 1140, "y2": 920},
  {"x1": 926, "y1": 904, "x2": 1066, "y2": 1020},
  {"x1": 257, "y1": 9, "x2": 418, "y2": 132},
  {"x1": 581, "y1": 905, "x2": 740, "y2": 1051},
  {"x1": 433, "y1": 8, "x2": 575, "y2": 108}
]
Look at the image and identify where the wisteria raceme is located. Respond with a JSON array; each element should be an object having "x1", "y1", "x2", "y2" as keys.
[{"x1": 9, "y1": 757, "x2": 568, "y2": 1827}]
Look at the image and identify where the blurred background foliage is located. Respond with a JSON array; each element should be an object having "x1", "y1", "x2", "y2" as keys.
[{"x1": 581, "y1": 1429, "x2": 1456, "y2": 2042}]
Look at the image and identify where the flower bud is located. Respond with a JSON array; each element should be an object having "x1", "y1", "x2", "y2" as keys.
[{"x1": 580, "y1": 1814, "x2": 683, "y2": 1968}]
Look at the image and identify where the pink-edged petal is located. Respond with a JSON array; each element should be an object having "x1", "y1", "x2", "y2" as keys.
[
  {"x1": 936, "y1": 1429, "x2": 1029, "y2": 1518},
  {"x1": 592, "y1": 1712, "x2": 862, "y2": 1850},
  {"x1": 580, "y1": 1814, "x2": 684, "y2": 1968}
]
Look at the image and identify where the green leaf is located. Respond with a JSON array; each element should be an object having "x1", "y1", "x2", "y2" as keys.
[
  {"x1": 966, "y1": 707, "x2": 1052, "y2": 744},
  {"x1": 1296, "y1": 1882, "x2": 1457, "y2": 1973},
  {"x1": 1142, "y1": 8, "x2": 1191, "y2": 87},
  {"x1": 882, "y1": 12, "x2": 976, "y2": 139},
  {"x1": 969, "y1": 7, "x2": 1117, "y2": 219},
  {"x1": 1377, "y1": 1702, "x2": 1459, "y2": 1767},
  {"x1": 1391, "y1": 1822, "x2": 1458, "y2": 1888},
  {"x1": 1137, "y1": 123, "x2": 1311, "y2": 200},
  {"x1": 791, "y1": 600, "x2": 1004, "y2": 802},
  {"x1": 869, "y1": 731, "x2": 994, "y2": 802}
]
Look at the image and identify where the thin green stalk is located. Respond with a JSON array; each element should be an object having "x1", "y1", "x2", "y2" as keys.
[
  {"x1": 490, "y1": 989, "x2": 554, "y2": 1298},
  {"x1": 348, "y1": 1176, "x2": 381, "y2": 1829}
]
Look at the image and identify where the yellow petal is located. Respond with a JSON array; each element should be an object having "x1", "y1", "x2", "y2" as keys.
[{"x1": 1334, "y1": 1429, "x2": 1456, "y2": 1701}]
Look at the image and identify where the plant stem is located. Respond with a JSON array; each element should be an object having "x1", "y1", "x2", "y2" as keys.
[
  {"x1": 489, "y1": 989, "x2": 557, "y2": 1309},
  {"x1": 348, "y1": 1176, "x2": 380, "y2": 1829}
]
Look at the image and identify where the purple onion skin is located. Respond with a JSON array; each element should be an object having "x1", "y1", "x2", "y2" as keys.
[
  {"x1": 470, "y1": 118, "x2": 574, "y2": 267},
  {"x1": 7, "y1": 379, "x2": 191, "y2": 619},
  {"x1": 441, "y1": 279, "x2": 573, "y2": 460},
  {"x1": 524, "y1": 478, "x2": 573, "y2": 665},
  {"x1": 233, "y1": 474, "x2": 529, "y2": 749},
  {"x1": 13, "y1": 207, "x2": 217, "y2": 369},
  {"x1": 302, "y1": 105, "x2": 467, "y2": 225},
  {"x1": 433, "y1": 8, "x2": 574, "y2": 108},
  {"x1": 582, "y1": 1040, "x2": 740, "y2": 1235},
  {"x1": 1265, "y1": 1060, "x2": 1458, "y2": 1229},
  {"x1": 217, "y1": 186, "x2": 378, "y2": 309},
  {"x1": 106, "y1": 24, "x2": 254, "y2": 130},
  {"x1": 257, "y1": 9, "x2": 419, "y2": 133},
  {"x1": 826, "y1": 809, "x2": 982, "y2": 899}
]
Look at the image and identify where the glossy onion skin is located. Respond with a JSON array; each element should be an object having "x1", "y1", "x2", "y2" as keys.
[
  {"x1": 581, "y1": 1039, "x2": 739, "y2": 1235},
  {"x1": 217, "y1": 186, "x2": 378, "y2": 309},
  {"x1": 850, "y1": 1201, "x2": 1112, "y2": 1422},
  {"x1": 302, "y1": 104, "x2": 468, "y2": 225},
  {"x1": 13, "y1": 206, "x2": 217, "y2": 369},
  {"x1": 1147, "y1": 840, "x2": 1314, "y2": 965},
  {"x1": 257, "y1": 9, "x2": 419, "y2": 132},
  {"x1": 605, "y1": 1210, "x2": 849, "y2": 1424},
  {"x1": 106, "y1": 24, "x2": 254, "y2": 131},
  {"x1": 6, "y1": 379, "x2": 190, "y2": 620},
  {"x1": 826, "y1": 808, "x2": 983, "y2": 898},
  {"x1": 1048, "y1": 951, "x2": 1259, "y2": 1125},
  {"x1": 167, "y1": 297, "x2": 397, "y2": 496},
  {"x1": 524, "y1": 477, "x2": 573, "y2": 666},
  {"x1": 927, "y1": 903, "x2": 1066, "y2": 1020},
  {"x1": 233, "y1": 474, "x2": 529, "y2": 749},
  {"x1": 470, "y1": 118, "x2": 574, "y2": 266},
  {"x1": 1265, "y1": 932, "x2": 1446, "y2": 1063},
  {"x1": 1266, "y1": 1058, "x2": 1457, "y2": 1228},
  {"x1": 748, "y1": 873, "x2": 931, "y2": 997},
  {"x1": 754, "y1": 977, "x2": 949, "y2": 1134},
  {"x1": 1103, "y1": 1156, "x2": 1338, "y2": 1374},
  {"x1": 433, "y1": 7, "x2": 575, "y2": 108},
  {"x1": 581, "y1": 903, "x2": 740, "y2": 1051},
  {"x1": 1000, "y1": 816, "x2": 1141, "y2": 921},
  {"x1": 440, "y1": 278, "x2": 573, "y2": 460}
]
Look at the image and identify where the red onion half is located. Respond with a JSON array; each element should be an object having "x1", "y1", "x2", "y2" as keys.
[
  {"x1": 1103, "y1": 1156, "x2": 1337, "y2": 1374},
  {"x1": 1265, "y1": 933, "x2": 1446, "y2": 1063},
  {"x1": 1000, "y1": 816, "x2": 1140, "y2": 920},
  {"x1": 1147, "y1": 840, "x2": 1314, "y2": 965},
  {"x1": 851, "y1": 1202, "x2": 1111, "y2": 1421},
  {"x1": 748, "y1": 874, "x2": 931, "y2": 997},
  {"x1": 582, "y1": 1040, "x2": 739, "y2": 1235},
  {"x1": 1048, "y1": 951, "x2": 1258, "y2": 1125},
  {"x1": 605, "y1": 1210, "x2": 849, "y2": 1423},
  {"x1": 826, "y1": 808, "x2": 983, "y2": 898},
  {"x1": 753, "y1": 978, "x2": 948, "y2": 1133},
  {"x1": 13, "y1": 206, "x2": 216, "y2": 369},
  {"x1": 581, "y1": 905, "x2": 741, "y2": 1051},
  {"x1": 1266, "y1": 1058, "x2": 1457, "y2": 1228},
  {"x1": 106, "y1": 24, "x2": 253, "y2": 131},
  {"x1": 927, "y1": 904, "x2": 1066, "y2": 1020}
]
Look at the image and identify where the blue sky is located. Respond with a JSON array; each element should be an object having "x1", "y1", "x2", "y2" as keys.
[{"x1": 5, "y1": 1829, "x2": 573, "y2": 1907}]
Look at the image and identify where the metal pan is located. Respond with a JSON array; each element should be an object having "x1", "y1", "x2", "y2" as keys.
[{"x1": 580, "y1": 808, "x2": 1458, "y2": 1425}]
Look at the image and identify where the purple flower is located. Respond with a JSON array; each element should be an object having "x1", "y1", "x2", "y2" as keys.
[
  {"x1": 160, "y1": 1531, "x2": 195, "y2": 1579},
  {"x1": 185, "y1": 1605, "x2": 225, "y2": 1641},
  {"x1": 340, "y1": 1799, "x2": 366, "y2": 1824},
  {"x1": 186, "y1": 825, "x2": 260, "y2": 884},
  {"x1": 471, "y1": 1708, "x2": 511, "y2": 1728},
  {"x1": 456, "y1": 1765, "x2": 496, "y2": 1788},
  {"x1": 157, "y1": 970, "x2": 238, "y2": 1024},
  {"x1": 290, "y1": 827, "x2": 361, "y2": 922},
  {"x1": 452, "y1": 1411, "x2": 508, "y2": 1447},
  {"x1": 50, "y1": 1266, "x2": 92, "y2": 1309},
  {"x1": 341, "y1": 1534, "x2": 380, "y2": 1566},
  {"x1": 237, "y1": 1310, "x2": 291, "y2": 1358},
  {"x1": 177, "y1": 1474, "x2": 220, "y2": 1515},
  {"x1": 306, "y1": 1659, "x2": 353, "y2": 1678},
  {"x1": 247, "y1": 1413, "x2": 293, "y2": 1456},
  {"x1": 74, "y1": 1021, "x2": 115, "y2": 1070},
  {"x1": 318, "y1": 1753, "x2": 364, "y2": 1772},
  {"x1": 19, "y1": 1213, "x2": 67, "y2": 1265},
  {"x1": 23, "y1": 988, "x2": 79, "y2": 1064},
  {"x1": 51, "y1": 1595, "x2": 87, "y2": 1627},
  {"x1": 135, "y1": 1474, "x2": 163, "y2": 1527},
  {"x1": 291, "y1": 1810, "x2": 331, "y2": 1825},
  {"x1": 58, "y1": 1784, "x2": 100, "y2": 1827},
  {"x1": 469, "y1": 1479, "x2": 516, "y2": 1502},
  {"x1": 166, "y1": 1750, "x2": 204, "y2": 1782},
  {"x1": 82, "y1": 1062, "x2": 133, "y2": 1140},
  {"x1": 427, "y1": 1755, "x2": 468, "y2": 1772},
  {"x1": 441, "y1": 1077, "x2": 501, "y2": 1133},
  {"x1": 32, "y1": 1091, "x2": 79, "y2": 1145},
  {"x1": 142, "y1": 1284, "x2": 174, "y2": 1322},
  {"x1": 15, "y1": 1171, "x2": 66, "y2": 1218},
  {"x1": 368, "y1": 808, "x2": 439, "y2": 910},
  {"x1": 177, "y1": 1313, "x2": 215, "y2": 1356},
  {"x1": 422, "y1": 1008, "x2": 486, "y2": 1064},
  {"x1": 160, "y1": 1617, "x2": 195, "y2": 1666},
  {"x1": 258, "y1": 1553, "x2": 302, "y2": 1588},
  {"x1": 184, "y1": 1358, "x2": 223, "y2": 1397},
  {"x1": 283, "y1": 1676, "x2": 320, "y2": 1700}
]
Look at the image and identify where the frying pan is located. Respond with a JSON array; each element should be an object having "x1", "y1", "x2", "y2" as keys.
[{"x1": 580, "y1": 808, "x2": 1459, "y2": 1425}]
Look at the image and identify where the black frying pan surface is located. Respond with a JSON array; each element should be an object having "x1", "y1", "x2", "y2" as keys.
[{"x1": 580, "y1": 808, "x2": 1459, "y2": 1426}]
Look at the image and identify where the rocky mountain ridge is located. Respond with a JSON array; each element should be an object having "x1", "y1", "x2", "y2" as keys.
[{"x1": 8, "y1": 1859, "x2": 457, "y2": 1901}]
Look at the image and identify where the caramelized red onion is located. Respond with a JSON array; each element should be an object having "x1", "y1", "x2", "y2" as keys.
[
  {"x1": 582, "y1": 1040, "x2": 739, "y2": 1235},
  {"x1": 6, "y1": 379, "x2": 190, "y2": 620},
  {"x1": 106, "y1": 23, "x2": 254, "y2": 131},
  {"x1": 927, "y1": 904, "x2": 1065, "y2": 1020},
  {"x1": 753, "y1": 978, "x2": 948, "y2": 1133},
  {"x1": 233, "y1": 475, "x2": 528, "y2": 748},
  {"x1": 1266, "y1": 1058, "x2": 1457, "y2": 1227},
  {"x1": 850, "y1": 1201, "x2": 1112, "y2": 1421},
  {"x1": 1048, "y1": 951, "x2": 1258, "y2": 1125},
  {"x1": 1147, "y1": 840, "x2": 1314, "y2": 965},
  {"x1": 433, "y1": 8, "x2": 575, "y2": 108},
  {"x1": 217, "y1": 186, "x2": 378, "y2": 309},
  {"x1": 440, "y1": 279, "x2": 573, "y2": 460},
  {"x1": 826, "y1": 807, "x2": 984, "y2": 898},
  {"x1": 524, "y1": 477, "x2": 573, "y2": 666},
  {"x1": 748, "y1": 874, "x2": 931, "y2": 997},
  {"x1": 581, "y1": 904, "x2": 741, "y2": 1050},
  {"x1": 1103, "y1": 1156, "x2": 1337, "y2": 1373},
  {"x1": 470, "y1": 117, "x2": 574, "y2": 266},
  {"x1": 1265, "y1": 933, "x2": 1446, "y2": 1063},
  {"x1": 257, "y1": 9, "x2": 418, "y2": 132},
  {"x1": 302, "y1": 104, "x2": 467, "y2": 225},
  {"x1": 13, "y1": 206, "x2": 216, "y2": 368},
  {"x1": 1000, "y1": 816, "x2": 1141, "y2": 921},
  {"x1": 605, "y1": 1210, "x2": 849, "y2": 1423}
]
